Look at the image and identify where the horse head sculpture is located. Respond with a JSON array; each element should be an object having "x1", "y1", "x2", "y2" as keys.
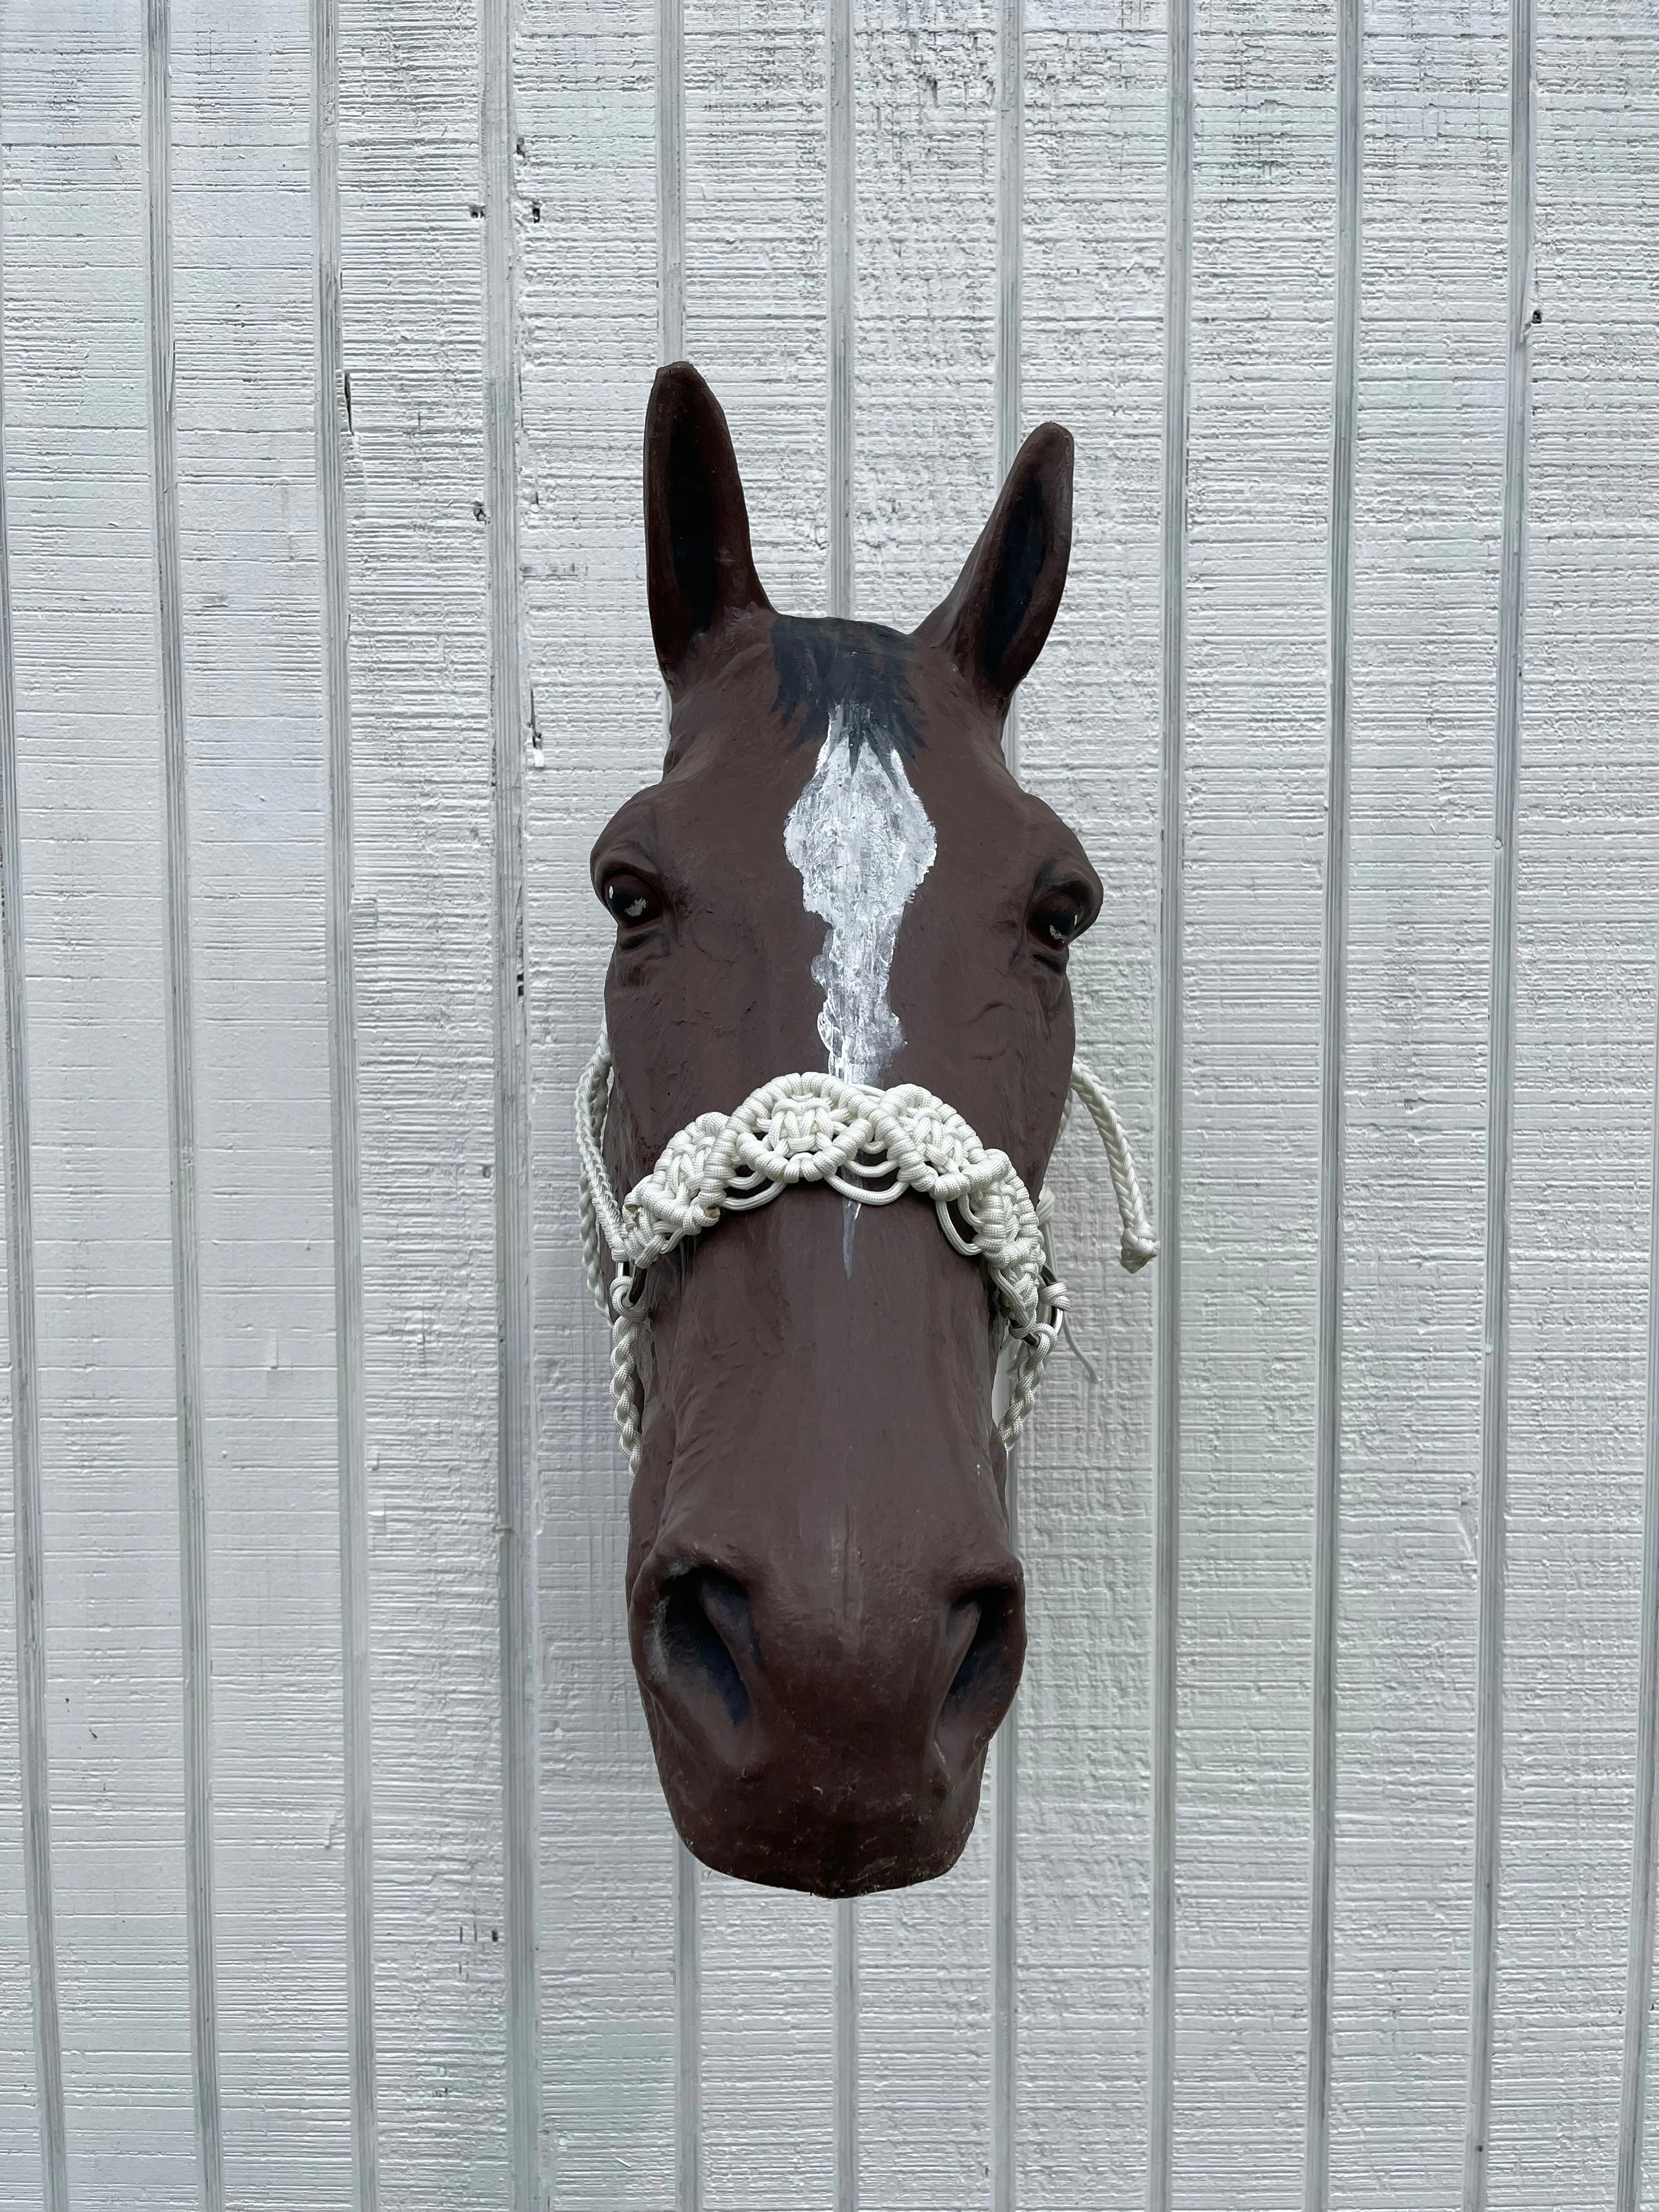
[{"x1": 584, "y1": 362, "x2": 1147, "y2": 1897}]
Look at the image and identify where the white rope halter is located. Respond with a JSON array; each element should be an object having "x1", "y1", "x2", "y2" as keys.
[{"x1": 577, "y1": 1031, "x2": 1156, "y2": 1480}]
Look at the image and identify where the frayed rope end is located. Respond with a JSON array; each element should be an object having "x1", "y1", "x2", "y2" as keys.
[{"x1": 1120, "y1": 1230, "x2": 1158, "y2": 1273}]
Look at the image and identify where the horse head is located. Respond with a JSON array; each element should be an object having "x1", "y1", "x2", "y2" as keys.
[{"x1": 590, "y1": 363, "x2": 1104, "y2": 1895}]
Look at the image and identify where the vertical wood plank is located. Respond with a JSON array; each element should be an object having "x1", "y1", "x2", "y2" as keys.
[
  {"x1": 166, "y1": 1, "x2": 354, "y2": 2199},
  {"x1": 1629, "y1": 1007, "x2": 1659, "y2": 2207},
  {"x1": 827, "y1": 0, "x2": 855, "y2": 626},
  {"x1": 332, "y1": 0, "x2": 509, "y2": 2198},
  {"x1": 311, "y1": 0, "x2": 380, "y2": 2197},
  {"x1": 833, "y1": 1893, "x2": 858, "y2": 2212},
  {"x1": 0, "y1": 1192, "x2": 46, "y2": 2212},
  {"x1": 1495, "y1": 4, "x2": 1659, "y2": 2204},
  {"x1": 1152, "y1": 0, "x2": 1190, "y2": 2191},
  {"x1": 0, "y1": 78, "x2": 61, "y2": 2194},
  {"x1": 142, "y1": 4, "x2": 225, "y2": 2197},
  {"x1": 1330, "y1": 5, "x2": 1509, "y2": 2197},
  {"x1": 518, "y1": 2, "x2": 676, "y2": 2204},
  {"x1": 1172, "y1": 8, "x2": 1335, "y2": 2203},
  {"x1": 1019, "y1": 5, "x2": 1166, "y2": 2204},
  {"x1": 1306, "y1": 3, "x2": 1362, "y2": 2205},
  {"x1": 3, "y1": 4, "x2": 200, "y2": 2196},
  {"x1": 1461, "y1": 1, "x2": 1532, "y2": 2200},
  {"x1": 658, "y1": 0, "x2": 685, "y2": 364},
  {"x1": 479, "y1": 0, "x2": 543, "y2": 2202},
  {"x1": 675, "y1": 1837, "x2": 702, "y2": 2212},
  {"x1": 682, "y1": 0, "x2": 828, "y2": 621}
]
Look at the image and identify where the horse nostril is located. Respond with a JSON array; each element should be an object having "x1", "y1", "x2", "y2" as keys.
[
  {"x1": 936, "y1": 1584, "x2": 1025, "y2": 1770},
  {"x1": 657, "y1": 1568, "x2": 756, "y2": 1733}
]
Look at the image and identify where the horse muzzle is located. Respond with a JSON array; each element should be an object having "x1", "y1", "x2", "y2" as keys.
[{"x1": 629, "y1": 1541, "x2": 1026, "y2": 1895}]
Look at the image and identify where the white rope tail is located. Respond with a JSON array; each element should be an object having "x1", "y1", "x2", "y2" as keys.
[
  {"x1": 576, "y1": 1029, "x2": 1157, "y2": 1478},
  {"x1": 1064, "y1": 1061, "x2": 1159, "y2": 1273}
]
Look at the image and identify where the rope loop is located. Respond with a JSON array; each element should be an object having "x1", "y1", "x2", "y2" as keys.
[{"x1": 576, "y1": 1028, "x2": 1157, "y2": 1480}]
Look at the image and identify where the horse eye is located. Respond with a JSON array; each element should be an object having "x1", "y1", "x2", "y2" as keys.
[
  {"x1": 602, "y1": 871, "x2": 663, "y2": 929},
  {"x1": 1029, "y1": 886, "x2": 1093, "y2": 953}
]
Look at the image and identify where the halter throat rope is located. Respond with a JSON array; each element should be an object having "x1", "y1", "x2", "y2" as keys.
[{"x1": 577, "y1": 1032, "x2": 1156, "y2": 1480}]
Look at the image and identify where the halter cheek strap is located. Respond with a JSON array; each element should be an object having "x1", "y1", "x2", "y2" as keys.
[{"x1": 576, "y1": 1030, "x2": 1156, "y2": 1482}]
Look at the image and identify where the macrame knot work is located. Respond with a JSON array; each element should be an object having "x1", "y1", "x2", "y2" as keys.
[{"x1": 577, "y1": 1031, "x2": 1157, "y2": 1481}]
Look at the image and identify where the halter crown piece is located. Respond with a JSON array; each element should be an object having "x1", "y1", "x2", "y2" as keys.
[{"x1": 577, "y1": 1031, "x2": 1156, "y2": 1481}]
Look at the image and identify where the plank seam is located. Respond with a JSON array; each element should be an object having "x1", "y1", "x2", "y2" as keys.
[
  {"x1": 1618, "y1": 949, "x2": 1659, "y2": 2212},
  {"x1": 675, "y1": 1839, "x2": 701, "y2": 2212},
  {"x1": 0, "y1": 134, "x2": 69, "y2": 2212},
  {"x1": 834, "y1": 1895, "x2": 859, "y2": 2212},
  {"x1": 1463, "y1": 1, "x2": 1534, "y2": 2203},
  {"x1": 1305, "y1": 5, "x2": 1362, "y2": 2207},
  {"x1": 658, "y1": 0, "x2": 684, "y2": 365},
  {"x1": 992, "y1": 3, "x2": 1023, "y2": 2206},
  {"x1": 143, "y1": 7, "x2": 224, "y2": 2203},
  {"x1": 481, "y1": 0, "x2": 542, "y2": 2203},
  {"x1": 828, "y1": 2, "x2": 858, "y2": 2200},
  {"x1": 992, "y1": 1464, "x2": 1019, "y2": 2212},
  {"x1": 828, "y1": 0, "x2": 855, "y2": 629},
  {"x1": 1152, "y1": 1, "x2": 1194, "y2": 2205},
  {"x1": 656, "y1": 1, "x2": 701, "y2": 2199},
  {"x1": 311, "y1": 0, "x2": 379, "y2": 2200}
]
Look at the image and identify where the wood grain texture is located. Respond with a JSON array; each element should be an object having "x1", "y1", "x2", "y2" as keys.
[
  {"x1": 2, "y1": 5, "x2": 200, "y2": 2200},
  {"x1": 0, "y1": 1315, "x2": 44, "y2": 2212},
  {"x1": 1306, "y1": 8, "x2": 1362, "y2": 2207},
  {"x1": 0, "y1": 725, "x2": 43, "y2": 2203},
  {"x1": 1152, "y1": 0, "x2": 1189, "y2": 2197},
  {"x1": 311, "y1": 0, "x2": 380, "y2": 2193},
  {"x1": 334, "y1": 0, "x2": 507, "y2": 2198},
  {"x1": 0, "y1": 1218, "x2": 40, "y2": 2201},
  {"x1": 0, "y1": 81, "x2": 57, "y2": 2193},
  {"x1": 1490, "y1": 5, "x2": 1659, "y2": 2203},
  {"x1": 1331, "y1": 5, "x2": 1509, "y2": 2199},
  {"x1": 1176, "y1": 9, "x2": 1336, "y2": 2204},
  {"x1": 168, "y1": 2, "x2": 354, "y2": 2199},
  {"x1": 517, "y1": 3, "x2": 678, "y2": 2205},
  {"x1": 143, "y1": 2, "x2": 225, "y2": 2192},
  {"x1": 478, "y1": 1, "x2": 543, "y2": 2202},
  {"x1": 1020, "y1": 14, "x2": 1166, "y2": 2206},
  {"x1": 1464, "y1": 7, "x2": 1532, "y2": 2203}
]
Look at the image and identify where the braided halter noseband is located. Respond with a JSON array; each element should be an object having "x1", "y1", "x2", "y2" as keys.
[{"x1": 577, "y1": 1031, "x2": 1156, "y2": 1480}]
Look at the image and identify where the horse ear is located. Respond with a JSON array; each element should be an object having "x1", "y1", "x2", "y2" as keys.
[
  {"x1": 644, "y1": 361, "x2": 770, "y2": 687},
  {"x1": 915, "y1": 421, "x2": 1073, "y2": 710}
]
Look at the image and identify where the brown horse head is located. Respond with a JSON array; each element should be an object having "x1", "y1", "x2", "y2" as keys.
[{"x1": 591, "y1": 362, "x2": 1100, "y2": 1895}]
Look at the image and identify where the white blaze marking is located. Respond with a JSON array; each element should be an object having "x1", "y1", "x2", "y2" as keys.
[{"x1": 783, "y1": 703, "x2": 936, "y2": 1089}]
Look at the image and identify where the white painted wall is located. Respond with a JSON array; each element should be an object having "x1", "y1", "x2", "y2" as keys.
[{"x1": 2, "y1": 3, "x2": 1658, "y2": 2209}]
